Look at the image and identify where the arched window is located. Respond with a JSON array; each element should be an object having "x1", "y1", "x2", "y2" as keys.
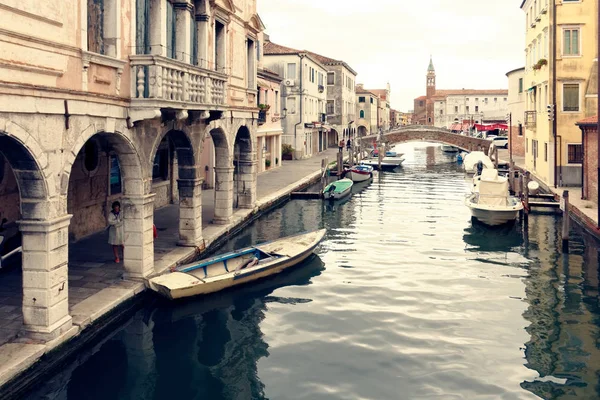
[{"x1": 359, "y1": 110, "x2": 365, "y2": 119}]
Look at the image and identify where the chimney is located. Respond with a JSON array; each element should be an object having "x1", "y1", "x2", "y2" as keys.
[{"x1": 264, "y1": 33, "x2": 270, "y2": 42}]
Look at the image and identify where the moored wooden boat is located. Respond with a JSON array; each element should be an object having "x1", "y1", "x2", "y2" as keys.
[
  {"x1": 347, "y1": 165, "x2": 373, "y2": 182},
  {"x1": 148, "y1": 229, "x2": 327, "y2": 300},
  {"x1": 323, "y1": 178, "x2": 353, "y2": 200}
]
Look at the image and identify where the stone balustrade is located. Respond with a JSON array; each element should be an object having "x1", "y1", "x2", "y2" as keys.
[{"x1": 130, "y1": 55, "x2": 227, "y2": 109}]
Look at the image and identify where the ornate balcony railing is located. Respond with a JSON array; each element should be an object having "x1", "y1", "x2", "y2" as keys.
[
  {"x1": 525, "y1": 111, "x2": 536, "y2": 127},
  {"x1": 130, "y1": 55, "x2": 227, "y2": 108}
]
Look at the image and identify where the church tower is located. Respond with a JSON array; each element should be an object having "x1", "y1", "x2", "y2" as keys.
[{"x1": 426, "y1": 56, "x2": 436, "y2": 99}]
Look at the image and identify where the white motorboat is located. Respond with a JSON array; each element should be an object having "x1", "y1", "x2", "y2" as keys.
[
  {"x1": 346, "y1": 165, "x2": 374, "y2": 182},
  {"x1": 360, "y1": 156, "x2": 405, "y2": 170},
  {"x1": 465, "y1": 170, "x2": 523, "y2": 226},
  {"x1": 441, "y1": 145, "x2": 459, "y2": 153},
  {"x1": 463, "y1": 151, "x2": 494, "y2": 175},
  {"x1": 148, "y1": 229, "x2": 327, "y2": 300},
  {"x1": 323, "y1": 178, "x2": 353, "y2": 200}
]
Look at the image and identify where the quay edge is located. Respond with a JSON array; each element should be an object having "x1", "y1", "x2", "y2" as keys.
[{"x1": 0, "y1": 169, "x2": 324, "y2": 399}]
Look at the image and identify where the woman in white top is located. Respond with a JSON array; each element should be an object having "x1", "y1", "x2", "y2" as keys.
[{"x1": 108, "y1": 201, "x2": 124, "y2": 263}]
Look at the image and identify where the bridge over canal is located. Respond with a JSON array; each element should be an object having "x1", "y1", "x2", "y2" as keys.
[{"x1": 360, "y1": 125, "x2": 491, "y2": 153}]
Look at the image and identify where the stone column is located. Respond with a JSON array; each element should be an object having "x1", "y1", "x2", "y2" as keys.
[
  {"x1": 149, "y1": 0, "x2": 167, "y2": 56},
  {"x1": 19, "y1": 215, "x2": 73, "y2": 340},
  {"x1": 177, "y1": 178, "x2": 203, "y2": 246},
  {"x1": 257, "y1": 136, "x2": 264, "y2": 173},
  {"x1": 174, "y1": 3, "x2": 192, "y2": 63},
  {"x1": 237, "y1": 158, "x2": 257, "y2": 209},
  {"x1": 122, "y1": 194, "x2": 155, "y2": 279},
  {"x1": 213, "y1": 166, "x2": 234, "y2": 224}
]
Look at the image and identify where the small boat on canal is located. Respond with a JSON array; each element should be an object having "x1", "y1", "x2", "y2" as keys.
[
  {"x1": 465, "y1": 171, "x2": 523, "y2": 226},
  {"x1": 148, "y1": 229, "x2": 327, "y2": 300},
  {"x1": 323, "y1": 178, "x2": 353, "y2": 200},
  {"x1": 346, "y1": 165, "x2": 374, "y2": 182},
  {"x1": 360, "y1": 156, "x2": 405, "y2": 170},
  {"x1": 441, "y1": 145, "x2": 459, "y2": 153}
]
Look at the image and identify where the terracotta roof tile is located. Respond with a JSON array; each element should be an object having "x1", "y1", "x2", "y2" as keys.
[
  {"x1": 577, "y1": 115, "x2": 598, "y2": 125},
  {"x1": 263, "y1": 41, "x2": 301, "y2": 55}
]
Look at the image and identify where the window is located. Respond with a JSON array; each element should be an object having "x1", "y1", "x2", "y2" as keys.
[
  {"x1": 358, "y1": 96, "x2": 365, "y2": 103},
  {"x1": 544, "y1": 143, "x2": 548, "y2": 162},
  {"x1": 318, "y1": 72, "x2": 323, "y2": 86},
  {"x1": 454, "y1": 106, "x2": 458, "y2": 113},
  {"x1": 504, "y1": 98, "x2": 507, "y2": 101},
  {"x1": 465, "y1": 98, "x2": 469, "y2": 101},
  {"x1": 419, "y1": 100, "x2": 423, "y2": 107},
  {"x1": 287, "y1": 97, "x2": 296, "y2": 114},
  {"x1": 563, "y1": 28, "x2": 580, "y2": 56},
  {"x1": 326, "y1": 100, "x2": 335, "y2": 115},
  {"x1": 494, "y1": 98, "x2": 497, "y2": 102},
  {"x1": 136, "y1": 0, "x2": 150, "y2": 54},
  {"x1": 563, "y1": 83, "x2": 579, "y2": 112},
  {"x1": 287, "y1": 63, "x2": 297, "y2": 80},
  {"x1": 466, "y1": 106, "x2": 470, "y2": 113},
  {"x1": 327, "y1": 72, "x2": 335, "y2": 85},
  {"x1": 109, "y1": 154, "x2": 122, "y2": 195},
  {"x1": 518, "y1": 123, "x2": 523, "y2": 136},
  {"x1": 191, "y1": 18, "x2": 198, "y2": 64},
  {"x1": 246, "y1": 38, "x2": 255, "y2": 89},
  {"x1": 567, "y1": 144, "x2": 583, "y2": 164},
  {"x1": 543, "y1": 29, "x2": 548, "y2": 58},
  {"x1": 275, "y1": 90, "x2": 279, "y2": 111},
  {"x1": 475, "y1": 98, "x2": 479, "y2": 102},
  {"x1": 372, "y1": 98, "x2": 375, "y2": 104},
  {"x1": 359, "y1": 110, "x2": 365, "y2": 118},
  {"x1": 166, "y1": 1, "x2": 176, "y2": 59},
  {"x1": 87, "y1": 0, "x2": 116, "y2": 57},
  {"x1": 215, "y1": 20, "x2": 226, "y2": 71},
  {"x1": 475, "y1": 105, "x2": 479, "y2": 112},
  {"x1": 440, "y1": 110, "x2": 443, "y2": 115}
]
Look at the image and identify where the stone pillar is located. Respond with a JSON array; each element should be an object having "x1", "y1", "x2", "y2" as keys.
[
  {"x1": 237, "y1": 158, "x2": 257, "y2": 209},
  {"x1": 174, "y1": 3, "x2": 192, "y2": 63},
  {"x1": 196, "y1": 14, "x2": 209, "y2": 69},
  {"x1": 177, "y1": 178, "x2": 203, "y2": 246},
  {"x1": 122, "y1": 194, "x2": 155, "y2": 279},
  {"x1": 149, "y1": 0, "x2": 167, "y2": 56},
  {"x1": 19, "y1": 215, "x2": 73, "y2": 340},
  {"x1": 257, "y1": 136, "x2": 264, "y2": 173},
  {"x1": 213, "y1": 166, "x2": 234, "y2": 224}
]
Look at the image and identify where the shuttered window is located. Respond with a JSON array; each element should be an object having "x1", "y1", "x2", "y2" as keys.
[
  {"x1": 166, "y1": 1, "x2": 176, "y2": 59},
  {"x1": 88, "y1": 0, "x2": 104, "y2": 54},
  {"x1": 191, "y1": 18, "x2": 198, "y2": 65},
  {"x1": 136, "y1": 0, "x2": 150, "y2": 54}
]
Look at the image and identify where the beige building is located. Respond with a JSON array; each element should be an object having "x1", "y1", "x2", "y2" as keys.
[
  {"x1": 263, "y1": 40, "x2": 328, "y2": 159},
  {"x1": 356, "y1": 85, "x2": 379, "y2": 136},
  {"x1": 0, "y1": 0, "x2": 262, "y2": 340},
  {"x1": 506, "y1": 67, "x2": 526, "y2": 156},
  {"x1": 369, "y1": 84, "x2": 392, "y2": 131},
  {"x1": 256, "y1": 64, "x2": 284, "y2": 173},
  {"x1": 521, "y1": 0, "x2": 598, "y2": 186}
]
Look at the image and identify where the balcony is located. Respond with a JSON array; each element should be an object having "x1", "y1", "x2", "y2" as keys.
[
  {"x1": 130, "y1": 55, "x2": 227, "y2": 118},
  {"x1": 258, "y1": 109, "x2": 267, "y2": 125},
  {"x1": 318, "y1": 84, "x2": 325, "y2": 93},
  {"x1": 319, "y1": 113, "x2": 326, "y2": 123},
  {"x1": 525, "y1": 111, "x2": 536, "y2": 127}
]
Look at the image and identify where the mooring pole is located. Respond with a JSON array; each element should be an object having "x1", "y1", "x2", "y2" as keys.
[
  {"x1": 561, "y1": 190, "x2": 570, "y2": 253},
  {"x1": 509, "y1": 160, "x2": 515, "y2": 194},
  {"x1": 523, "y1": 171, "x2": 530, "y2": 218},
  {"x1": 493, "y1": 146, "x2": 499, "y2": 169},
  {"x1": 321, "y1": 158, "x2": 327, "y2": 191},
  {"x1": 337, "y1": 151, "x2": 343, "y2": 179}
]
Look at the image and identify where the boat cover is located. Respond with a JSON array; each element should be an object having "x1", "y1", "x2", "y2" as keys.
[
  {"x1": 478, "y1": 178, "x2": 509, "y2": 206},
  {"x1": 479, "y1": 169, "x2": 499, "y2": 180},
  {"x1": 464, "y1": 151, "x2": 494, "y2": 172}
]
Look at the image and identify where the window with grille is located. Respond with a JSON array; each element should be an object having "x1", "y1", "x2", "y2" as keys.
[
  {"x1": 326, "y1": 100, "x2": 335, "y2": 115},
  {"x1": 567, "y1": 144, "x2": 583, "y2": 164}
]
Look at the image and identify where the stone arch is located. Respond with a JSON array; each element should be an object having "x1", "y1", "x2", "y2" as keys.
[
  {"x1": 328, "y1": 128, "x2": 339, "y2": 148},
  {"x1": 357, "y1": 125, "x2": 368, "y2": 137},
  {"x1": 63, "y1": 130, "x2": 145, "y2": 197},
  {"x1": 207, "y1": 126, "x2": 234, "y2": 225},
  {"x1": 209, "y1": 127, "x2": 231, "y2": 168},
  {"x1": 233, "y1": 125, "x2": 257, "y2": 209}
]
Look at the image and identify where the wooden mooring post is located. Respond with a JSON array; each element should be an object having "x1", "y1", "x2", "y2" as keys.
[
  {"x1": 378, "y1": 144, "x2": 383, "y2": 170},
  {"x1": 523, "y1": 171, "x2": 530, "y2": 219},
  {"x1": 508, "y1": 161, "x2": 515, "y2": 194},
  {"x1": 321, "y1": 158, "x2": 328, "y2": 191},
  {"x1": 336, "y1": 151, "x2": 344, "y2": 179},
  {"x1": 493, "y1": 146, "x2": 499, "y2": 169},
  {"x1": 561, "y1": 190, "x2": 570, "y2": 253}
]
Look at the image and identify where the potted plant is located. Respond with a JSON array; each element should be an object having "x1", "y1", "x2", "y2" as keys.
[
  {"x1": 265, "y1": 159, "x2": 271, "y2": 169},
  {"x1": 282, "y1": 144, "x2": 294, "y2": 160},
  {"x1": 538, "y1": 58, "x2": 547, "y2": 66},
  {"x1": 258, "y1": 104, "x2": 271, "y2": 110}
]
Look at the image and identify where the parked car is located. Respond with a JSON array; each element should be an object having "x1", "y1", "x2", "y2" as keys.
[{"x1": 490, "y1": 136, "x2": 508, "y2": 148}]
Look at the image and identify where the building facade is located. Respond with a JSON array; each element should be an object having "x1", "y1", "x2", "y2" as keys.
[
  {"x1": 577, "y1": 116, "x2": 598, "y2": 204},
  {"x1": 433, "y1": 90, "x2": 509, "y2": 128},
  {"x1": 306, "y1": 52, "x2": 357, "y2": 148},
  {"x1": 356, "y1": 85, "x2": 379, "y2": 136},
  {"x1": 0, "y1": 0, "x2": 262, "y2": 340},
  {"x1": 521, "y1": 0, "x2": 598, "y2": 186},
  {"x1": 506, "y1": 67, "x2": 526, "y2": 157},
  {"x1": 256, "y1": 66, "x2": 283, "y2": 173},
  {"x1": 263, "y1": 41, "x2": 328, "y2": 159},
  {"x1": 368, "y1": 85, "x2": 391, "y2": 131}
]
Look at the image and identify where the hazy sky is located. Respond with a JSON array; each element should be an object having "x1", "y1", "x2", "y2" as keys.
[{"x1": 257, "y1": 0, "x2": 525, "y2": 111}]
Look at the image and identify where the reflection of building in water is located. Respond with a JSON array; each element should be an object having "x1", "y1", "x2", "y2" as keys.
[
  {"x1": 520, "y1": 215, "x2": 600, "y2": 398},
  {"x1": 426, "y1": 145, "x2": 436, "y2": 166}
]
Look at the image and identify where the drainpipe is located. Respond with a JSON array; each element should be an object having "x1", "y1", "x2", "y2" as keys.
[
  {"x1": 294, "y1": 54, "x2": 305, "y2": 158},
  {"x1": 552, "y1": 0, "x2": 558, "y2": 187}
]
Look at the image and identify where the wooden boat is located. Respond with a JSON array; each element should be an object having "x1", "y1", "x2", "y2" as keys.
[
  {"x1": 148, "y1": 229, "x2": 327, "y2": 300},
  {"x1": 441, "y1": 145, "x2": 459, "y2": 153},
  {"x1": 346, "y1": 165, "x2": 373, "y2": 182},
  {"x1": 360, "y1": 156, "x2": 405, "y2": 170},
  {"x1": 323, "y1": 178, "x2": 353, "y2": 200}
]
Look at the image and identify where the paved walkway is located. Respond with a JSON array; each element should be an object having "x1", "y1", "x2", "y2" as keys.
[{"x1": 0, "y1": 148, "x2": 337, "y2": 351}]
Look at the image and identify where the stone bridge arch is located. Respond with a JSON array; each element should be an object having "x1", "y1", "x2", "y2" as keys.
[{"x1": 362, "y1": 125, "x2": 491, "y2": 153}]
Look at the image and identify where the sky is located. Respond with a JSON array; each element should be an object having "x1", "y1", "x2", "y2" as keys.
[{"x1": 257, "y1": 0, "x2": 526, "y2": 112}]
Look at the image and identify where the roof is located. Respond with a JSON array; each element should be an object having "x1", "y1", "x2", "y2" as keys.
[
  {"x1": 428, "y1": 56, "x2": 435, "y2": 73},
  {"x1": 356, "y1": 88, "x2": 378, "y2": 97},
  {"x1": 263, "y1": 41, "x2": 302, "y2": 55},
  {"x1": 263, "y1": 41, "x2": 354, "y2": 75},
  {"x1": 576, "y1": 115, "x2": 598, "y2": 126},
  {"x1": 506, "y1": 67, "x2": 525, "y2": 76},
  {"x1": 304, "y1": 51, "x2": 358, "y2": 76},
  {"x1": 435, "y1": 89, "x2": 508, "y2": 96},
  {"x1": 415, "y1": 95, "x2": 427, "y2": 101}
]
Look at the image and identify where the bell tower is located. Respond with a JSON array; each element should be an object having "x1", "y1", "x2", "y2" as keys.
[{"x1": 426, "y1": 56, "x2": 436, "y2": 99}]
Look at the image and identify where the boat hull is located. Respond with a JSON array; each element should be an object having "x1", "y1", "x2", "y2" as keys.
[
  {"x1": 324, "y1": 186, "x2": 352, "y2": 199},
  {"x1": 441, "y1": 145, "x2": 459, "y2": 153},
  {"x1": 465, "y1": 195, "x2": 523, "y2": 226},
  {"x1": 149, "y1": 230, "x2": 327, "y2": 300},
  {"x1": 347, "y1": 170, "x2": 372, "y2": 182},
  {"x1": 360, "y1": 157, "x2": 404, "y2": 170}
]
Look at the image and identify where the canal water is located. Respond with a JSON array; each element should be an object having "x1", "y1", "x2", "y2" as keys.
[{"x1": 24, "y1": 143, "x2": 600, "y2": 400}]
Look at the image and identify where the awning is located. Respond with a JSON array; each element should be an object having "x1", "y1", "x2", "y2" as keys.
[
  {"x1": 450, "y1": 123, "x2": 462, "y2": 131},
  {"x1": 474, "y1": 123, "x2": 508, "y2": 131}
]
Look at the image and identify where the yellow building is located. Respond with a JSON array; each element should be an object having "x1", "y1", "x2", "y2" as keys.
[{"x1": 521, "y1": 0, "x2": 597, "y2": 187}]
